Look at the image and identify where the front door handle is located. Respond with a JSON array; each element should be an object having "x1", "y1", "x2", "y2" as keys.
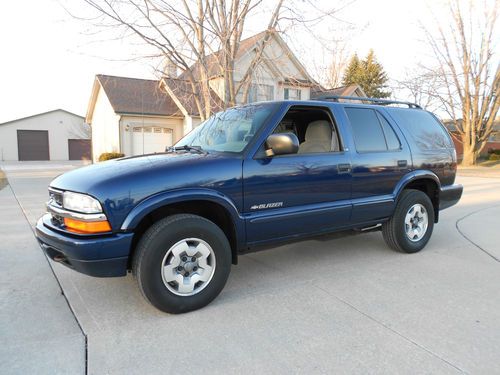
[
  {"x1": 397, "y1": 160, "x2": 408, "y2": 168},
  {"x1": 338, "y1": 163, "x2": 351, "y2": 174}
]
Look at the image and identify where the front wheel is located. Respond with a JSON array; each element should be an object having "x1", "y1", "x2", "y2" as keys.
[
  {"x1": 382, "y1": 189, "x2": 434, "y2": 253},
  {"x1": 132, "y1": 214, "x2": 232, "y2": 313}
]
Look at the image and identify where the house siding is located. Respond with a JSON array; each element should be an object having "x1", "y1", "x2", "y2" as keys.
[{"x1": 91, "y1": 87, "x2": 121, "y2": 162}]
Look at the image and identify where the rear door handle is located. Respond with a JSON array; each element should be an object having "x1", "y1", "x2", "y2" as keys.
[
  {"x1": 338, "y1": 163, "x2": 351, "y2": 174},
  {"x1": 397, "y1": 160, "x2": 408, "y2": 168}
]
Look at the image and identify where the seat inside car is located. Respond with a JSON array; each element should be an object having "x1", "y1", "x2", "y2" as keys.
[{"x1": 298, "y1": 120, "x2": 336, "y2": 153}]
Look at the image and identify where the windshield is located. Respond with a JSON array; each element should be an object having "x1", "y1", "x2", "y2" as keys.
[{"x1": 175, "y1": 103, "x2": 276, "y2": 153}]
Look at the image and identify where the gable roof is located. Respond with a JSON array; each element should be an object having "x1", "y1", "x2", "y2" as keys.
[
  {"x1": 179, "y1": 30, "x2": 315, "y2": 84},
  {"x1": 160, "y1": 78, "x2": 224, "y2": 117},
  {"x1": 87, "y1": 75, "x2": 183, "y2": 122},
  {"x1": 443, "y1": 119, "x2": 500, "y2": 132},
  {"x1": 0, "y1": 109, "x2": 84, "y2": 127},
  {"x1": 178, "y1": 30, "x2": 269, "y2": 81},
  {"x1": 310, "y1": 84, "x2": 366, "y2": 99}
]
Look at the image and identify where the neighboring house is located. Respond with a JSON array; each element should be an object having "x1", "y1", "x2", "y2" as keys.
[
  {"x1": 86, "y1": 31, "x2": 317, "y2": 161},
  {"x1": 443, "y1": 119, "x2": 500, "y2": 158},
  {"x1": 86, "y1": 75, "x2": 200, "y2": 162},
  {"x1": 0, "y1": 109, "x2": 90, "y2": 161},
  {"x1": 174, "y1": 30, "x2": 317, "y2": 104},
  {"x1": 310, "y1": 84, "x2": 367, "y2": 100}
]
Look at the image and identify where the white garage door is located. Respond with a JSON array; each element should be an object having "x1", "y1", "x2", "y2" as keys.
[{"x1": 132, "y1": 127, "x2": 173, "y2": 155}]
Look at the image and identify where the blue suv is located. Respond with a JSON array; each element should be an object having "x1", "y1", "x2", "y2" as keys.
[{"x1": 36, "y1": 97, "x2": 463, "y2": 313}]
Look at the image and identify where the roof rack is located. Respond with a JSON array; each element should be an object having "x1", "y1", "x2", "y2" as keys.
[{"x1": 312, "y1": 95, "x2": 422, "y2": 109}]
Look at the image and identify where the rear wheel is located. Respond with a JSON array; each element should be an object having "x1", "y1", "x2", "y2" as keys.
[
  {"x1": 382, "y1": 189, "x2": 434, "y2": 253},
  {"x1": 133, "y1": 214, "x2": 231, "y2": 313}
]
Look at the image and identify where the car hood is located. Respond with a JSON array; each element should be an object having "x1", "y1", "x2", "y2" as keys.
[{"x1": 50, "y1": 152, "x2": 243, "y2": 229}]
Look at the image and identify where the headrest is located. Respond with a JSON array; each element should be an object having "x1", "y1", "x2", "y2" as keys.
[{"x1": 305, "y1": 120, "x2": 332, "y2": 140}]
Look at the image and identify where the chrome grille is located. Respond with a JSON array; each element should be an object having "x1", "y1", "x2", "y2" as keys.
[
  {"x1": 48, "y1": 188, "x2": 64, "y2": 227},
  {"x1": 48, "y1": 188, "x2": 63, "y2": 208}
]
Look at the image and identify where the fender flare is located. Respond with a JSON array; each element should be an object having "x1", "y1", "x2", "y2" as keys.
[
  {"x1": 120, "y1": 188, "x2": 245, "y2": 245},
  {"x1": 393, "y1": 170, "x2": 441, "y2": 199}
]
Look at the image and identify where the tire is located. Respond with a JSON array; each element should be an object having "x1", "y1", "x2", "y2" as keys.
[
  {"x1": 382, "y1": 189, "x2": 434, "y2": 253},
  {"x1": 132, "y1": 214, "x2": 231, "y2": 314}
]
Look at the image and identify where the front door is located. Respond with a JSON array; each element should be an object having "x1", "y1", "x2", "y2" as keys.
[{"x1": 243, "y1": 105, "x2": 352, "y2": 245}]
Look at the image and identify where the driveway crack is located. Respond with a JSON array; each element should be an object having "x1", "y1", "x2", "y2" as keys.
[{"x1": 455, "y1": 204, "x2": 500, "y2": 263}]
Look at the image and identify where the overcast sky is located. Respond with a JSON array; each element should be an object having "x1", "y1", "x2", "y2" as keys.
[{"x1": 0, "y1": 0, "x2": 448, "y2": 123}]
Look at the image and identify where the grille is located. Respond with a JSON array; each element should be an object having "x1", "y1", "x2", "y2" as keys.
[
  {"x1": 48, "y1": 188, "x2": 64, "y2": 228},
  {"x1": 48, "y1": 188, "x2": 63, "y2": 208}
]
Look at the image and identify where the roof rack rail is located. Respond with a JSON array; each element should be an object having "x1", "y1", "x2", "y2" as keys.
[{"x1": 312, "y1": 95, "x2": 422, "y2": 109}]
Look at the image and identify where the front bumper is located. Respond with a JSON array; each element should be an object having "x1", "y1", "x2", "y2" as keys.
[
  {"x1": 35, "y1": 214, "x2": 134, "y2": 277},
  {"x1": 439, "y1": 183, "x2": 463, "y2": 210}
]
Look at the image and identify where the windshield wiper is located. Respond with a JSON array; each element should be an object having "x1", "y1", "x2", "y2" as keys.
[{"x1": 167, "y1": 145, "x2": 207, "y2": 154}]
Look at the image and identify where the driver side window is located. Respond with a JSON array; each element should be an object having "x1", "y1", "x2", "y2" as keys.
[{"x1": 270, "y1": 106, "x2": 342, "y2": 155}]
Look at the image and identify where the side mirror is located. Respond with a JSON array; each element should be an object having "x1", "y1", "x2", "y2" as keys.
[{"x1": 265, "y1": 133, "x2": 299, "y2": 156}]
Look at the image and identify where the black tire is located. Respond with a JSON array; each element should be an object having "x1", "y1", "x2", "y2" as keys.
[
  {"x1": 132, "y1": 214, "x2": 231, "y2": 314},
  {"x1": 382, "y1": 189, "x2": 434, "y2": 253}
]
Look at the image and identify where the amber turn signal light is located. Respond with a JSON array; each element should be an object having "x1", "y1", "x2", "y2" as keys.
[{"x1": 64, "y1": 217, "x2": 112, "y2": 234}]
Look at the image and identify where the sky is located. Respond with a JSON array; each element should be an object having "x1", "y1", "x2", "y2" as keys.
[{"x1": 0, "y1": 0, "x2": 447, "y2": 123}]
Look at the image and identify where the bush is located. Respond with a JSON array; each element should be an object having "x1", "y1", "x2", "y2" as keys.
[
  {"x1": 98, "y1": 152, "x2": 125, "y2": 161},
  {"x1": 489, "y1": 153, "x2": 500, "y2": 161},
  {"x1": 487, "y1": 149, "x2": 500, "y2": 155}
]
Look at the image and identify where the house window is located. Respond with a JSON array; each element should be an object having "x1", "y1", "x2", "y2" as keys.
[
  {"x1": 248, "y1": 84, "x2": 274, "y2": 102},
  {"x1": 284, "y1": 88, "x2": 301, "y2": 100}
]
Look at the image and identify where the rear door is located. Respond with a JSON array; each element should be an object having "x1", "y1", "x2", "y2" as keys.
[
  {"x1": 243, "y1": 104, "x2": 352, "y2": 245},
  {"x1": 17, "y1": 130, "x2": 49, "y2": 161},
  {"x1": 342, "y1": 106, "x2": 412, "y2": 224}
]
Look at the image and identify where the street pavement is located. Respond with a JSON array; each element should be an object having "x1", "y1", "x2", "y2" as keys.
[{"x1": 1, "y1": 162, "x2": 500, "y2": 374}]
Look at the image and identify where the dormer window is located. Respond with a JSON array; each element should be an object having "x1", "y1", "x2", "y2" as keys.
[{"x1": 284, "y1": 88, "x2": 301, "y2": 100}]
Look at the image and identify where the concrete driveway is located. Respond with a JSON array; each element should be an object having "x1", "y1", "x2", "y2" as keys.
[{"x1": 1, "y1": 162, "x2": 500, "y2": 374}]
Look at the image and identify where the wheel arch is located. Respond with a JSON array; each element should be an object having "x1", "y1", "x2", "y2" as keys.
[
  {"x1": 122, "y1": 189, "x2": 244, "y2": 267},
  {"x1": 394, "y1": 171, "x2": 441, "y2": 223}
]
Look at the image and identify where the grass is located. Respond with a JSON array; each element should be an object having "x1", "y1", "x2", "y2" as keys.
[{"x1": 478, "y1": 159, "x2": 500, "y2": 168}]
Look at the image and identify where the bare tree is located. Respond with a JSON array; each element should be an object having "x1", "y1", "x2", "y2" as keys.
[
  {"x1": 392, "y1": 67, "x2": 441, "y2": 112},
  {"x1": 318, "y1": 39, "x2": 350, "y2": 89},
  {"x1": 424, "y1": 0, "x2": 500, "y2": 166},
  {"x1": 73, "y1": 0, "x2": 340, "y2": 120},
  {"x1": 76, "y1": 0, "x2": 285, "y2": 120}
]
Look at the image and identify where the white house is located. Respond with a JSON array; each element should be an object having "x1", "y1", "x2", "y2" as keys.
[
  {"x1": 0, "y1": 109, "x2": 90, "y2": 161},
  {"x1": 86, "y1": 30, "x2": 337, "y2": 161},
  {"x1": 85, "y1": 75, "x2": 199, "y2": 162}
]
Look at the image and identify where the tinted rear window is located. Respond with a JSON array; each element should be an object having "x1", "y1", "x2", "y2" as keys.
[
  {"x1": 377, "y1": 112, "x2": 401, "y2": 150},
  {"x1": 389, "y1": 109, "x2": 453, "y2": 150},
  {"x1": 345, "y1": 108, "x2": 387, "y2": 152}
]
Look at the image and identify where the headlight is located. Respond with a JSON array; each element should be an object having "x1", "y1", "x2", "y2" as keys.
[{"x1": 63, "y1": 191, "x2": 102, "y2": 214}]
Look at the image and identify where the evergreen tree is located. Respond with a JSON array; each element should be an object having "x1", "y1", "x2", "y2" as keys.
[
  {"x1": 342, "y1": 50, "x2": 391, "y2": 98},
  {"x1": 342, "y1": 54, "x2": 361, "y2": 87}
]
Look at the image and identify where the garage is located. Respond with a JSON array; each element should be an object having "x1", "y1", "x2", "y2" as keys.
[
  {"x1": 68, "y1": 139, "x2": 92, "y2": 160},
  {"x1": 0, "y1": 109, "x2": 90, "y2": 161},
  {"x1": 132, "y1": 126, "x2": 173, "y2": 154},
  {"x1": 17, "y1": 130, "x2": 50, "y2": 161}
]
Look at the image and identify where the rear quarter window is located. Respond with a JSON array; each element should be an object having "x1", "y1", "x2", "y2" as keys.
[{"x1": 389, "y1": 109, "x2": 453, "y2": 150}]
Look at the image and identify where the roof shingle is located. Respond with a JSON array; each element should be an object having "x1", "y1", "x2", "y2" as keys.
[{"x1": 97, "y1": 75, "x2": 182, "y2": 117}]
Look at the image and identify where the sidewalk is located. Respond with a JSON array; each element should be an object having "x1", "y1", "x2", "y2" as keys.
[{"x1": 0, "y1": 170, "x2": 85, "y2": 375}]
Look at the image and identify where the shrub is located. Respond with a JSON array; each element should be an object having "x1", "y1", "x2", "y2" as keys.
[
  {"x1": 489, "y1": 153, "x2": 500, "y2": 161},
  {"x1": 98, "y1": 152, "x2": 125, "y2": 161},
  {"x1": 487, "y1": 149, "x2": 500, "y2": 155}
]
